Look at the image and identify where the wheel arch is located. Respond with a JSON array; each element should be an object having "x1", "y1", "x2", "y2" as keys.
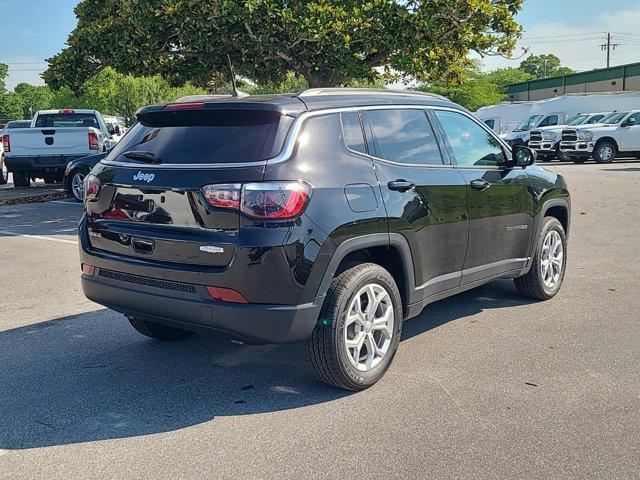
[
  {"x1": 594, "y1": 136, "x2": 618, "y2": 150},
  {"x1": 315, "y1": 233, "x2": 416, "y2": 316}
]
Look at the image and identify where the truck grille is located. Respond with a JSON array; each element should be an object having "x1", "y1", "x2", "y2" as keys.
[
  {"x1": 530, "y1": 130, "x2": 543, "y2": 142},
  {"x1": 98, "y1": 269, "x2": 197, "y2": 293},
  {"x1": 562, "y1": 129, "x2": 578, "y2": 142}
]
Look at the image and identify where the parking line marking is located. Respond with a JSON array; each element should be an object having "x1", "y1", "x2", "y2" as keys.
[
  {"x1": 51, "y1": 199, "x2": 82, "y2": 205},
  {"x1": 0, "y1": 229, "x2": 78, "y2": 245}
]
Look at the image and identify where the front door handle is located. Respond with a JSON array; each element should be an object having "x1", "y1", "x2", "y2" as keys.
[
  {"x1": 387, "y1": 179, "x2": 415, "y2": 192},
  {"x1": 470, "y1": 179, "x2": 491, "y2": 191}
]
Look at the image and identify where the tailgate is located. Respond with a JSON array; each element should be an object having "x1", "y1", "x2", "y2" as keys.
[
  {"x1": 8, "y1": 128, "x2": 93, "y2": 157},
  {"x1": 84, "y1": 103, "x2": 297, "y2": 267}
]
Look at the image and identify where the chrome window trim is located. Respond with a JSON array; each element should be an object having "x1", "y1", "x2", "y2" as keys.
[{"x1": 101, "y1": 103, "x2": 511, "y2": 170}]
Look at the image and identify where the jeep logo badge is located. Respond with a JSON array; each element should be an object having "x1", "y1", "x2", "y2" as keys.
[{"x1": 133, "y1": 171, "x2": 155, "y2": 183}]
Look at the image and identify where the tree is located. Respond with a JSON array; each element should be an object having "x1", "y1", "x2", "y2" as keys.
[
  {"x1": 0, "y1": 62, "x2": 8, "y2": 92},
  {"x1": 418, "y1": 68, "x2": 504, "y2": 111},
  {"x1": 520, "y1": 54, "x2": 573, "y2": 79},
  {"x1": 484, "y1": 67, "x2": 534, "y2": 92},
  {"x1": 45, "y1": 0, "x2": 524, "y2": 91},
  {"x1": 0, "y1": 93, "x2": 26, "y2": 120}
]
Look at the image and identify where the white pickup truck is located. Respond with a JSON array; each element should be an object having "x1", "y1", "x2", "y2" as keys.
[
  {"x1": 1, "y1": 109, "x2": 120, "y2": 188},
  {"x1": 560, "y1": 110, "x2": 640, "y2": 163},
  {"x1": 528, "y1": 112, "x2": 608, "y2": 161}
]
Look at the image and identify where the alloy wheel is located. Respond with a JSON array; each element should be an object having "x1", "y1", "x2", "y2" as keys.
[
  {"x1": 72, "y1": 172, "x2": 86, "y2": 201},
  {"x1": 344, "y1": 283, "x2": 394, "y2": 372},
  {"x1": 541, "y1": 230, "x2": 564, "y2": 289}
]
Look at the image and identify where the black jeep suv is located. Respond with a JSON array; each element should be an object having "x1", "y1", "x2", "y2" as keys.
[{"x1": 79, "y1": 89, "x2": 570, "y2": 390}]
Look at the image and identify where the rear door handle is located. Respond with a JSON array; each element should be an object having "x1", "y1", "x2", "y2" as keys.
[
  {"x1": 387, "y1": 179, "x2": 415, "y2": 192},
  {"x1": 470, "y1": 179, "x2": 491, "y2": 191}
]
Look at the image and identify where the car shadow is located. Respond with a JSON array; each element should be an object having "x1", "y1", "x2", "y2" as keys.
[
  {"x1": 0, "y1": 280, "x2": 531, "y2": 450},
  {"x1": 0, "y1": 201, "x2": 82, "y2": 237}
]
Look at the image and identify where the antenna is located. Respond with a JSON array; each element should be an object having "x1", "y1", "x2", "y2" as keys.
[{"x1": 227, "y1": 55, "x2": 238, "y2": 97}]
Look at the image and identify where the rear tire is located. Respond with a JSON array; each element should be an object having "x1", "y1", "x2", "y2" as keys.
[
  {"x1": 12, "y1": 170, "x2": 30, "y2": 188},
  {"x1": 306, "y1": 263, "x2": 403, "y2": 391},
  {"x1": 70, "y1": 170, "x2": 87, "y2": 202},
  {"x1": 127, "y1": 316, "x2": 194, "y2": 341},
  {"x1": 515, "y1": 217, "x2": 567, "y2": 300},
  {"x1": 593, "y1": 141, "x2": 617, "y2": 164}
]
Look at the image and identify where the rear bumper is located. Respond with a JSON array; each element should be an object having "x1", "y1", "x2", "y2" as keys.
[
  {"x1": 4, "y1": 155, "x2": 86, "y2": 172},
  {"x1": 81, "y1": 271, "x2": 321, "y2": 344}
]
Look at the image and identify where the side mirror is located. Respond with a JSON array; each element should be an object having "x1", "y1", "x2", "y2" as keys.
[
  {"x1": 624, "y1": 117, "x2": 636, "y2": 127},
  {"x1": 512, "y1": 145, "x2": 536, "y2": 167}
]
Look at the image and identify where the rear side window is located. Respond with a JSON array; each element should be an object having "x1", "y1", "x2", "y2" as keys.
[
  {"x1": 34, "y1": 113, "x2": 98, "y2": 128},
  {"x1": 587, "y1": 115, "x2": 604, "y2": 124},
  {"x1": 366, "y1": 109, "x2": 443, "y2": 165},
  {"x1": 340, "y1": 112, "x2": 366, "y2": 154},
  {"x1": 484, "y1": 119, "x2": 496, "y2": 130},
  {"x1": 108, "y1": 109, "x2": 292, "y2": 165}
]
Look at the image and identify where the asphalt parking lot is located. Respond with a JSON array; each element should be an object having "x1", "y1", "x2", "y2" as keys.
[{"x1": 1, "y1": 162, "x2": 639, "y2": 480}]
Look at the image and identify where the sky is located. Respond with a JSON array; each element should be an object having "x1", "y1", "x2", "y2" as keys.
[{"x1": 1, "y1": 0, "x2": 640, "y2": 91}]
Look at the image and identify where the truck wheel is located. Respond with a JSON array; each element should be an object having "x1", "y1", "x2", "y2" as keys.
[
  {"x1": 12, "y1": 170, "x2": 30, "y2": 188},
  {"x1": 593, "y1": 141, "x2": 617, "y2": 164},
  {"x1": 514, "y1": 217, "x2": 567, "y2": 300},
  {"x1": 127, "y1": 316, "x2": 194, "y2": 341},
  {"x1": 556, "y1": 147, "x2": 570, "y2": 162},
  {"x1": 305, "y1": 263, "x2": 403, "y2": 391},
  {"x1": 43, "y1": 173, "x2": 56, "y2": 184}
]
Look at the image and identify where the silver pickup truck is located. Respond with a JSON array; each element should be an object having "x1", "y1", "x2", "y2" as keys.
[{"x1": 1, "y1": 109, "x2": 120, "y2": 188}]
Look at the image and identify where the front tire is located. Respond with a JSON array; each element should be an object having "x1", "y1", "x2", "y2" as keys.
[
  {"x1": 127, "y1": 316, "x2": 194, "y2": 341},
  {"x1": 515, "y1": 217, "x2": 567, "y2": 300},
  {"x1": 556, "y1": 147, "x2": 570, "y2": 162},
  {"x1": 593, "y1": 141, "x2": 617, "y2": 164},
  {"x1": 306, "y1": 263, "x2": 403, "y2": 391}
]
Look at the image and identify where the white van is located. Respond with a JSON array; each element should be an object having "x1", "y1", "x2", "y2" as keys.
[
  {"x1": 475, "y1": 102, "x2": 533, "y2": 137},
  {"x1": 504, "y1": 92, "x2": 640, "y2": 147}
]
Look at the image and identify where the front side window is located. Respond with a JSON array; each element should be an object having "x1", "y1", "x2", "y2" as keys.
[
  {"x1": 539, "y1": 115, "x2": 558, "y2": 127},
  {"x1": 627, "y1": 113, "x2": 640, "y2": 125},
  {"x1": 434, "y1": 110, "x2": 505, "y2": 167},
  {"x1": 340, "y1": 112, "x2": 366, "y2": 154},
  {"x1": 600, "y1": 112, "x2": 628, "y2": 125},
  {"x1": 366, "y1": 109, "x2": 443, "y2": 165}
]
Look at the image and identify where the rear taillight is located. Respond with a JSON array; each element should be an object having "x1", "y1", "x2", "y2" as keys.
[
  {"x1": 88, "y1": 131, "x2": 99, "y2": 150},
  {"x1": 84, "y1": 174, "x2": 100, "y2": 201},
  {"x1": 201, "y1": 181, "x2": 311, "y2": 220},
  {"x1": 2, "y1": 134, "x2": 9, "y2": 152},
  {"x1": 201, "y1": 184, "x2": 241, "y2": 209}
]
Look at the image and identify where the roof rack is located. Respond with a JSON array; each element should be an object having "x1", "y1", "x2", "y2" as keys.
[
  {"x1": 298, "y1": 87, "x2": 447, "y2": 101},
  {"x1": 174, "y1": 93, "x2": 248, "y2": 103}
]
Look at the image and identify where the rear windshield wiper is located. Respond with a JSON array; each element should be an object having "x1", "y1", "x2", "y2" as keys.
[{"x1": 123, "y1": 150, "x2": 162, "y2": 164}]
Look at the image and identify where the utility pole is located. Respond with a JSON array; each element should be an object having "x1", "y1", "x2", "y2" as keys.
[{"x1": 600, "y1": 32, "x2": 619, "y2": 68}]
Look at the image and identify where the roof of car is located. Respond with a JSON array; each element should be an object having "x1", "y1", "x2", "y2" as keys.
[{"x1": 144, "y1": 88, "x2": 459, "y2": 118}]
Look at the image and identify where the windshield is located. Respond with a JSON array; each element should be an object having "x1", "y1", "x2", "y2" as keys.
[
  {"x1": 515, "y1": 115, "x2": 542, "y2": 132},
  {"x1": 599, "y1": 112, "x2": 628, "y2": 125},
  {"x1": 567, "y1": 115, "x2": 589, "y2": 126},
  {"x1": 34, "y1": 113, "x2": 99, "y2": 128},
  {"x1": 107, "y1": 109, "x2": 293, "y2": 165}
]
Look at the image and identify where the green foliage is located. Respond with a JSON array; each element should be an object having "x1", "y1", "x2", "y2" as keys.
[
  {"x1": 0, "y1": 62, "x2": 8, "y2": 92},
  {"x1": 45, "y1": 0, "x2": 524, "y2": 90},
  {"x1": 418, "y1": 69, "x2": 504, "y2": 111},
  {"x1": 0, "y1": 67, "x2": 206, "y2": 123},
  {"x1": 520, "y1": 54, "x2": 573, "y2": 78}
]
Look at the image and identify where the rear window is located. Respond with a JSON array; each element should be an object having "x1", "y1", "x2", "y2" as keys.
[
  {"x1": 108, "y1": 109, "x2": 293, "y2": 165},
  {"x1": 34, "y1": 113, "x2": 99, "y2": 128}
]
